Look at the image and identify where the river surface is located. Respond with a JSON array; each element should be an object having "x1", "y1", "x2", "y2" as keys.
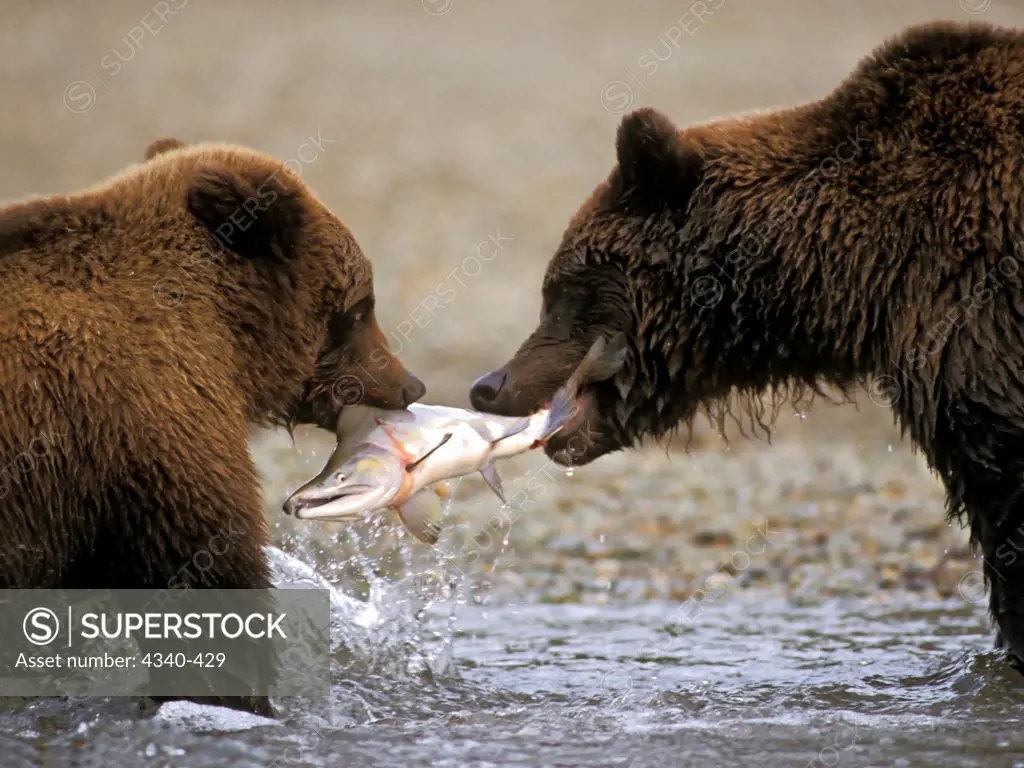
[{"x1": 0, "y1": 545, "x2": 1020, "y2": 768}]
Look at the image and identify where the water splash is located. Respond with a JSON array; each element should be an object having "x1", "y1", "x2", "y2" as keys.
[
  {"x1": 495, "y1": 518, "x2": 514, "y2": 572},
  {"x1": 428, "y1": 586, "x2": 464, "y2": 678},
  {"x1": 264, "y1": 470, "x2": 531, "y2": 695},
  {"x1": 153, "y1": 700, "x2": 277, "y2": 734},
  {"x1": 267, "y1": 523, "x2": 449, "y2": 684},
  {"x1": 265, "y1": 545, "x2": 383, "y2": 655}
]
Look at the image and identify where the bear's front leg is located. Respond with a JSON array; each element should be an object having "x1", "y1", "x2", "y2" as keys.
[
  {"x1": 99, "y1": 443, "x2": 281, "y2": 719},
  {"x1": 132, "y1": 589, "x2": 279, "y2": 720},
  {"x1": 982, "y1": 522, "x2": 1024, "y2": 673},
  {"x1": 130, "y1": 519, "x2": 279, "y2": 718}
]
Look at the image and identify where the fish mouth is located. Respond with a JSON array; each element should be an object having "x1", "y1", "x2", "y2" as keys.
[
  {"x1": 282, "y1": 480, "x2": 391, "y2": 520},
  {"x1": 542, "y1": 389, "x2": 622, "y2": 466}
]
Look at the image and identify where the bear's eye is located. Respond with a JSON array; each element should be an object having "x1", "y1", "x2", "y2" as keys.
[{"x1": 350, "y1": 296, "x2": 374, "y2": 324}]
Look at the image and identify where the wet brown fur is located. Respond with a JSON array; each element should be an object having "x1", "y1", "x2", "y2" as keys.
[
  {"x1": 0, "y1": 137, "x2": 423, "y2": 714},
  {"x1": 470, "y1": 21, "x2": 1024, "y2": 667}
]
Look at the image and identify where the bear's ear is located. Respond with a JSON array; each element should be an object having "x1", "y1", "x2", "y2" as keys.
[
  {"x1": 187, "y1": 164, "x2": 304, "y2": 261},
  {"x1": 615, "y1": 108, "x2": 703, "y2": 204},
  {"x1": 145, "y1": 137, "x2": 186, "y2": 161}
]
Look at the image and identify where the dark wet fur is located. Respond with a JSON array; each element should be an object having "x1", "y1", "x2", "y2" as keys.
[{"x1": 470, "y1": 22, "x2": 1024, "y2": 669}]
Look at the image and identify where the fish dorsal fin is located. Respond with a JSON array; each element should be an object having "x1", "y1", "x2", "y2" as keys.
[
  {"x1": 490, "y1": 418, "x2": 529, "y2": 446},
  {"x1": 394, "y1": 491, "x2": 444, "y2": 546},
  {"x1": 462, "y1": 417, "x2": 499, "y2": 443}
]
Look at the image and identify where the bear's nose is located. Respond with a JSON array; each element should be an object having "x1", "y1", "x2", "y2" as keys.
[
  {"x1": 401, "y1": 372, "x2": 427, "y2": 407},
  {"x1": 469, "y1": 368, "x2": 510, "y2": 413}
]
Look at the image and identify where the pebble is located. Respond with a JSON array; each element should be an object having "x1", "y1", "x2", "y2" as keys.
[
  {"x1": 545, "y1": 535, "x2": 588, "y2": 557},
  {"x1": 691, "y1": 531, "x2": 736, "y2": 547},
  {"x1": 538, "y1": 576, "x2": 580, "y2": 604}
]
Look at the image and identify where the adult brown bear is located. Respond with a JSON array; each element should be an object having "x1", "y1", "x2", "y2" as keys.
[
  {"x1": 0, "y1": 137, "x2": 425, "y2": 715},
  {"x1": 469, "y1": 21, "x2": 1024, "y2": 666}
]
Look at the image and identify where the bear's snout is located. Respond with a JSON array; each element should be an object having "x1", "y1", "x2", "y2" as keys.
[
  {"x1": 363, "y1": 368, "x2": 426, "y2": 410},
  {"x1": 399, "y1": 371, "x2": 427, "y2": 407},
  {"x1": 470, "y1": 366, "x2": 518, "y2": 415}
]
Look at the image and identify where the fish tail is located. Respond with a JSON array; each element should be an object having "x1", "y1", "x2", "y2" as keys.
[
  {"x1": 536, "y1": 333, "x2": 628, "y2": 441},
  {"x1": 580, "y1": 331, "x2": 629, "y2": 383},
  {"x1": 491, "y1": 334, "x2": 629, "y2": 449},
  {"x1": 539, "y1": 382, "x2": 579, "y2": 441}
]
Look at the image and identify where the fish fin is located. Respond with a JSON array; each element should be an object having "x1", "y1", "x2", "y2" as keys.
[
  {"x1": 405, "y1": 432, "x2": 454, "y2": 472},
  {"x1": 468, "y1": 418, "x2": 513, "y2": 447},
  {"x1": 479, "y1": 465, "x2": 506, "y2": 503},
  {"x1": 466, "y1": 418, "x2": 495, "y2": 439},
  {"x1": 395, "y1": 492, "x2": 444, "y2": 546},
  {"x1": 489, "y1": 418, "x2": 530, "y2": 446}
]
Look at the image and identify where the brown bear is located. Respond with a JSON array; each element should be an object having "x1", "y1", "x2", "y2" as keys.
[
  {"x1": 0, "y1": 137, "x2": 425, "y2": 715},
  {"x1": 469, "y1": 21, "x2": 1024, "y2": 669}
]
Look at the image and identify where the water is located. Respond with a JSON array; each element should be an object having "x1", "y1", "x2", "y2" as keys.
[{"x1": 2, "y1": 546, "x2": 1022, "y2": 767}]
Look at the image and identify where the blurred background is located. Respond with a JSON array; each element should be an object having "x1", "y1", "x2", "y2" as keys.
[{"x1": 4, "y1": 0, "x2": 1018, "y2": 602}]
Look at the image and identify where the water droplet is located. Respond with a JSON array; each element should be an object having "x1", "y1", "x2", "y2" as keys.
[{"x1": 565, "y1": 467, "x2": 575, "y2": 477}]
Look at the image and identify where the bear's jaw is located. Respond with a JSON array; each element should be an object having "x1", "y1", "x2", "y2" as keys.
[
  {"x1": 543, "y1": 423, "x2": 623, "y2": 466},
  {"x1": 290, "y1": 386, "x2": 341, "y2": 433}
]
